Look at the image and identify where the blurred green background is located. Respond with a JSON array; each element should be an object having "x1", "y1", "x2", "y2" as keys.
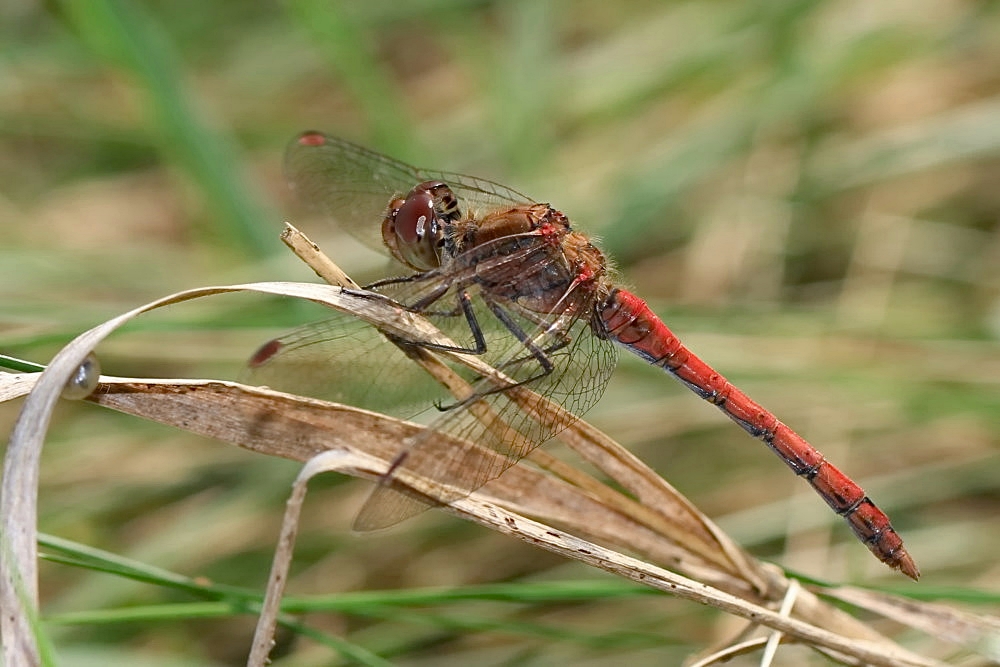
[{"x1": 2, "y1": 1, "x2": 999, "y2": 664}]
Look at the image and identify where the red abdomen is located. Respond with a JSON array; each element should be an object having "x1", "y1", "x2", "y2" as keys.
[{"x1": 599, "y1": 289, "x2": 918, "y2": 580}]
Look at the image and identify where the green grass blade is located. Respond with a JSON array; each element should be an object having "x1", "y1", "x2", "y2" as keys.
[{"x1": 58, "y1": 0, "x2": 276, "y2": 258}]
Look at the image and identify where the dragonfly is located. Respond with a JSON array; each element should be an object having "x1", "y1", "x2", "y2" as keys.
[{"x1": 247, "y1": 131, "x2": 918, "y2": 581}]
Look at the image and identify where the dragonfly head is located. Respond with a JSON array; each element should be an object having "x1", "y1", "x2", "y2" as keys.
[{"x1": 382, "y1": 181, "x2": 460, "y2": 271}]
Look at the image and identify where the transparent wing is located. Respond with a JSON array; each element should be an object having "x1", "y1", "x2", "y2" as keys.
[
  {"x1": 242, "y1": 311, "x2": 450, "y2": 421},
  {"x1": 243, "y1": 236, "x2": 618, "y2": 531},
  {"x1": 284, "y1": 132, "x2": 534, "y2": 252},
  {"x1": 351, "y1": 240, "x2": 620, "y2": 530}
]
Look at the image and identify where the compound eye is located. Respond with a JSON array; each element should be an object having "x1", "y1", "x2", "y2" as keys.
[
  {"x1": 393, "y1": 189, "x2": 435, "y2": 246},
  {"x1": 382, "y1": 183, "x2": 447, "y2": 271}
]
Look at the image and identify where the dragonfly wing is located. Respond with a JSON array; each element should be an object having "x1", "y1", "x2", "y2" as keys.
[
  {"x1": 353, "y1": 487, "x2": 435, "y2": 531},
  {"x1": 242, "y1": 310, "x2": 448, "y2": 418},
  {"x1": 352, "y1": 274, "x2": 619, "y2": 531},
  {"x1": 284, "y1": 132, "x2": 534, "y2": 253}
]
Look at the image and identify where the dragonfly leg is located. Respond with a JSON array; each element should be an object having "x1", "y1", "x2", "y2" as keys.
[
  {"x1": 350, "y1": 280, "x2": 491, "y2": 355},
  {"x1": 364, "y1": 272, "x2": 434, "y2": 290},
  {"x1": 484, "y1": 298, "x2": 556, "y2": 377},
  {"x1": 355, "y1": 275, "x2": 454, "y2": 312},
  {"x1": 436, "y1": 297, "x2": 565, "y2": 412},
  {"x1": 409, "y1": 290, "x2": 488, "y2": 355}
]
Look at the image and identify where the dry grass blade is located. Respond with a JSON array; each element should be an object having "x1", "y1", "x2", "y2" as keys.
[
  {"x1": 760, "y1": 579, "x2": 802, "y2": 666},
  {"x1": 247, "y1": 449, "x2": 363, "y2": 667},
  {"x1": 826, "y1": 586, "x2": 1000, "y2": 660},
  {"x1": 279, "y1": 221, "x2": 360, "y2": 289},
  {"x1": 688, "y1": 638, "x2": 788, "y2": 667}
]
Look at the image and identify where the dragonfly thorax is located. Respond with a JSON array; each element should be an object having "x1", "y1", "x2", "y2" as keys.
[{"x1": 382, "y1": 181, "x2": 461, "y2": 271}]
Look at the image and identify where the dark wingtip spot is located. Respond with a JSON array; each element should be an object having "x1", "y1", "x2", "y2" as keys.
[
  {"x1": 298, "y1": 131, "x2": 326, "y2": 147},
  {"x1": 248, "y1": 339, "x2": 283, "y2": 368}
]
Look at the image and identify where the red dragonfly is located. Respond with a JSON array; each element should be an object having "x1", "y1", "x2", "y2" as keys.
[{"x1": 248, "y1": 131, "x2": 918, "y2": 580}]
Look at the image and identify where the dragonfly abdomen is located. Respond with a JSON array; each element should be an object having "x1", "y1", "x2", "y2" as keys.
[{"x1": 599, "y1": 289, "x2": 919, "y2": 579}]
